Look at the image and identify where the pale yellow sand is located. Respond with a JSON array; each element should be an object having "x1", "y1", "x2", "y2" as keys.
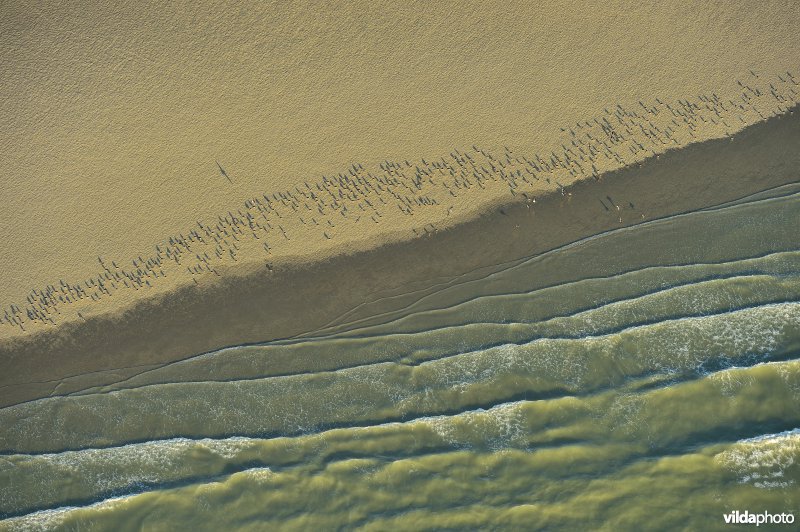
[{"x1": 1, "y1": 0, "x2": 799, "y2": 340}]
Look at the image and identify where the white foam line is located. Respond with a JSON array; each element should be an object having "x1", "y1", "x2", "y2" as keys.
[
  {"x1": 2, "y1": 399, "x2": 536, "y2": 460},
  {"x1": 736, "y1": 428, "x2": 800, "y2": 444}
]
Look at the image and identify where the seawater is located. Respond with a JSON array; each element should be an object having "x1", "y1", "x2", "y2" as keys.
[{"x1": 1, "y1": 186, "x2": 799, "y2": 531}]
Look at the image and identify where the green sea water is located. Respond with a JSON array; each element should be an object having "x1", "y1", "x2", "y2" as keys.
[{"x1": 1, "y1": 185, "x2": 799, "y2": 531}]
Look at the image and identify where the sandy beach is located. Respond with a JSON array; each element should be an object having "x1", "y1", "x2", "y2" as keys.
[
  {"x1": 2, "y1": 1, "x2": 800, "y2": 343},
  {"x1": 1, "y1": 107, "x2": 798, "y2": 408}
]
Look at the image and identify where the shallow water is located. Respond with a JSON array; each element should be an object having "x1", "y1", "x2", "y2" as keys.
[{"x1": 1, "y1": 186, "x2": 799, "y2": 530}]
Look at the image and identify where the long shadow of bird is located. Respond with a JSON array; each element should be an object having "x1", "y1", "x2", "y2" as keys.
[{"x1": 216, "y1": 160, "x2": 233, "y2": 183}]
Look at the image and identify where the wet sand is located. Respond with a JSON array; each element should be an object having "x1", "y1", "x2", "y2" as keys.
[{"x1": 1, "y1": 108, "x2": 798, "y2": 408}]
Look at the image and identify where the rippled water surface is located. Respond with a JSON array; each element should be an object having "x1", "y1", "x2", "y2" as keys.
[{"x1": 1, "y1": 186, "x2": 799, "y2": 530}]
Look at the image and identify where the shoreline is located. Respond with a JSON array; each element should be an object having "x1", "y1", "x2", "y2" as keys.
[{"x1": 1, "y1": 110, "x2": 799, "y2": 408}]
